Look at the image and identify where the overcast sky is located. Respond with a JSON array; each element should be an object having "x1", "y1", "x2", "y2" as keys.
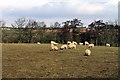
[{"x1": 0, "y1": 0, "x2": 119, "y2": 27}]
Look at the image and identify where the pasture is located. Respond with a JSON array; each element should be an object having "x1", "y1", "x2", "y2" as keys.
[{"x1": 2, "y1": 44, "x2": 118, "y2": 78}]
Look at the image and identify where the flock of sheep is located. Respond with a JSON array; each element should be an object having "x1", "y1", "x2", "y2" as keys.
[
  {"x1": 50, "y1": 41, "x2": 93, "y2": 56},
  {"x1": 49, "y1": 41, "x2": 110, "y2": 56},
  {"x1": 37, "y1": 41, "x2": 110, "y2": 56}
]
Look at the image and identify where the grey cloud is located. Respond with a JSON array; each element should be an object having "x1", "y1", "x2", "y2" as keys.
[
  {"x1": 3, "y1": 2, "x2": 77, "y2": 18},
  {"x1": 2, "y1": 1, "x2": 118, "y2": 26}
]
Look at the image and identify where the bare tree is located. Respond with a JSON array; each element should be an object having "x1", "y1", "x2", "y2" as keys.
[
  {"x1": 36, "y1": 22, "x2": 46, "y2": 28},
  {"x1": 54, "y1": 22, "x2": 61, "y2": 28},
  {"x1": 11, "y1": 18, "x2": 27, "y2": 43},
  {"x1": 25, "y1": 19, "x2": 37, "y2": 43}
]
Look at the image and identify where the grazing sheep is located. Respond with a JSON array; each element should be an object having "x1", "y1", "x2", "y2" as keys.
[
  {"x1": 68, "y1": 44, "x2": 76, "y2": 49},
  {"x1": 67, "y1": 42, "x2": 77, "y2": 49},
  {"x1": 85, "y1": 41, "x2": 89, "y2": 46},
  {"x1": 85, "y1": 49, "x2": 91, "y2": 56},
  {"x1": 106, "y1": 43, "x2": 110, "y2": 47},
  {"x1": 79, "y1": 43, "x2": 83, "y2": 45},
  {"x1": 60, "y1": 44, "x2": 68, "y2": 50},
  {"x1": 88, "y1": 44, "x2": 94, "y2": 48},
  {"x1": 51, "y1": 44, "x2": 58, "y2": 51}
]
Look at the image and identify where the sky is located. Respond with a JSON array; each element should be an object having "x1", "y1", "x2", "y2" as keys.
[{"x1": 0, "y1": 0, "x2": 119, "y2": 27}]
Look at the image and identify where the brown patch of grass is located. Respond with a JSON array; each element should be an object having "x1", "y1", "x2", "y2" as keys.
[{"x1": 2, "y1": 44, "x2": 118, "y2": 78}]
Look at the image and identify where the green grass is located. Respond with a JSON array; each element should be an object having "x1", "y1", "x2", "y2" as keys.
[{"x1": 2, "y1": 43, "x2": 118, "y2": 78}]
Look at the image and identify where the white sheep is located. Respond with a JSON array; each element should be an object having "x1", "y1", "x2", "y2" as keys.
[
  {"x1": 68, "y1": 44, "x2": 76, "y2": 49},
  {"x1": 106, "y1": 43, "x2": 110, "y2": 47},
  {"x1": 85, "y1": 49, "x2": 91, "y2": 56},
  {"x1": 79, "y1": 43, "x2": 83, "y2": 45},
  {"x1": 51, "y1": 44, "x2": 58, "y2": 51},
  {"x1": 67, "y1": 42, "x2": 77, "y2": 49},
  {"x1": 85, "y1": 41, "x2": 89, "y2": 46},
  {"x1": 88, "y1": 44, "x2": 94, "y2": 48},
  {"x1": 60, "y1": 44, "x2": 68, "y2": 50},
  {"x1": 67, "y1": 41, "x2": 71, "y2": 45},
  {"x1": 37, "y1": 42, "x2": 40, "y2": 44}
]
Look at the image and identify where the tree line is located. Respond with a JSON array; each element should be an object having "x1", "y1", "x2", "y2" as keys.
[{"x1": 0, "y1": 18, "x2": 119, "y2": 47}]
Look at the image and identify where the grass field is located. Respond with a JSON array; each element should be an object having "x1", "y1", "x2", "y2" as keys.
[{"x1": 2, "y1": 44, "x2": 118, "y2": 78}]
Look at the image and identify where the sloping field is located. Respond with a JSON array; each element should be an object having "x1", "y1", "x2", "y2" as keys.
[{"x1": 2, "y1": 44, "x2": 118, "y2": 78}]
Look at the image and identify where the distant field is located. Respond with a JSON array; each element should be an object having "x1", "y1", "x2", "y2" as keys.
[{"x1": 2, "y1": 44, "x2": 118, "y2": 78}]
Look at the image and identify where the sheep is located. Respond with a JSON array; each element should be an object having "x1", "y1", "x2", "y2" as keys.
[
  {"x1": 37, "y1": 42, "x2": 40, "y2": 44},
  {"x1": 67, "y1": 42, "x2": 77, "y2": 49},
  {"x1": 79, "y1": 43, "x2": 83, "y2": 45},
  {"x1": 106, "y1": 43, "x2": 110, "y2": 47},
  {"x1": 60, "y1": 44, "x2": 68, "y2": 50},
  {"x1": 68, "y1": 44, "x2": 76, "y2": 49},
  {"x1": 85, "y1": 49, "x2": 91, "y2": 56},
  {"x1": 50, "y1": 41, "x2": 58, "y2": 51},
  {"x1": 88, "y1": 44, "x2": 94, "y2": 48},
  {"x1": 67, "y1": 41, "x2": 71, "y2": 45},
  {"x1": 85, "y1": 41, "x2": 89, "y2": 46},
  {"x1": 51, "y1": 44, "x2": 58, "y2": 51}
]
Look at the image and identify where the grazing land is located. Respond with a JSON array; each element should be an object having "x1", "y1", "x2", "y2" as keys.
[{"x1": 2, "y1": 44, "x2": 118, "y2": 78}]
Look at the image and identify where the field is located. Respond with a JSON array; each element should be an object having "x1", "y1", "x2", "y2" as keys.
[{"x1": 2, "y1": 44, "x2": 118, "y2": 78}]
